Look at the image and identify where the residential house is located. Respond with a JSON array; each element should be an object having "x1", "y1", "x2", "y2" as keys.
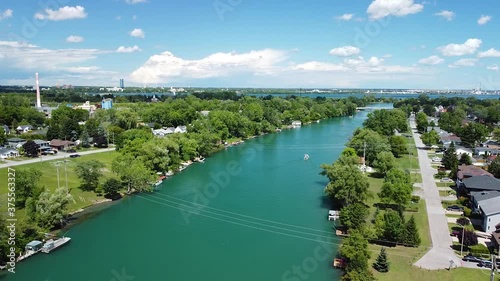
[
  {"x1": 175, "y1": 126, "x2": 187, "y2": 133},
  {"x1": 200, "y1": 111, "x2": 210, "y2": 117},
  {"x1": 16, "y1": 125, "x2": 33, "y2": 134},
  {"x1": 470, "y1": 191, "x2": 500, "y2": 232},
  {"x1": 459, "y1": 175, "x2": 500, "y2": 195},
  {"x1": 426, "y1": 126, "x2": 444, "y2": 134},
  {"x1": 456, "y1": 165, "x2": 493, "y2": 188},
  {"x1": 440, "y1": 133, "x2": 462, "y2": 147},
  {"x1": 152, "y1": 129, "x2": 171, "y2": 137},
  {"x1": 34, "y1": 139, "x2": 51, "y2": 152},
  {"x1": 0, "y1": 148, "x2": 19, "y2": 159},
  {"x1": 50, "y1": 139, "x2": 76, "y2": 151},
  {"x1": 7, "y1": 138, "x2": 26, "y2": 148},
  {"x1": 1, "y1": 125, "x2": 10, "y2": 135},
  {"x1": 474, "y1": 147, "x2": 500, "y2": 156}
]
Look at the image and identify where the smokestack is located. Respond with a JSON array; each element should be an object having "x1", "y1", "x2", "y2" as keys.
[{"x1": 35, "y1": 73, "x2": 41, "y2": 108}]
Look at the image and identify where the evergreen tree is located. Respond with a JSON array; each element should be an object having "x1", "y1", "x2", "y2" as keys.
[
  {"x1": 403, "y1": 216, "x2": 421, "y2": 247},
  {"x1": 442, "y1": 142, "x2": 458, "y2": 170},
  {"x1": 372, "y1": 247, "x2": 390, "y2": 273},
  {"x1": 80, "y1": 127, "x2": 90, "y2": 148}
]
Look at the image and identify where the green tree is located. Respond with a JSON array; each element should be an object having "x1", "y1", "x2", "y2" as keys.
[
  {"x1": 459, "y1": 123, "x2": 489, "y2": 147},
  {"x1": 489, "y1": 157, "x2": 500, "y2": 178},
  {"x1": 15, "y1": 168, "x2": 44, "y2": 208},
  {"x1": 378, "y1": 169, "x2": 413, "y2": 210},
  {"x1": 94, "y1": 125, "x2": 108, "y2": 148},
  {"x1": 420, "y1": 130, "x2": 440, "y2": 146},
  {"x1": 382, "y1": 210, "x2": 404, "y2": 243},
  {"x1": 79, "y1": 127, "x2": 90, "y2": 148},
  {"x1": 102, "y1": 178, "x2": 122, "y2": 199},
  {"x1": 373, "y1": 151, "x2": 396, "y2": 175},
  {"x1": 22, "y1": 140, "x2": 39, "y2": 157},
  {"x1": 30, "y1": 188, "x2": 73, "y2": 229},
  {"x1": 492, "y1": 128, "x2": 500, "y2": 142},
  {"x1": 363, "y1": 109, "x2": 408, "y2": 136},
  {"x1": 321, "y1": 156, "x2": 370, "y2": 207},
  {"x1": 340, "y1": 230, "x2": 375, "y2": 281},
  {"x1": 422, "y1": 104, "x2": 436, "y2": 116},
  {"x1": 389, "y1": 135, "x2": 408, "y2": 157},
  {"x1": 415, "y1": 112, "x2": 428, "y2": 132},
  {"x1": 74, "y1": 160, "x2": 105, "y2": 191},
  {"x1": 372, "y1": 247, "x2": 390, "y2": 272},
  {"x1": 0, "y1": 127, "x2": 6, "y2": 145},
  {"x1": 340, "y1": 203, "x2": 369, "y2": 231},
  {"x1": 442, "y1": 142, "x2": 459, "y2": 170},
  {"x1": 348, "y1": 128, "x2": 391, "y2": 165},
  {"x1": 112, "y1": 154, "x2": 156, "y2": 193},
  {"x1": 341, "y1": 147, "x2": 358, "y2": 158},
  {"x1": 459, "y1": 153, "x2": 472, "y2": 165},
  {"x1": 402, "y1": 216, "x2": 421, "y2": 247}
]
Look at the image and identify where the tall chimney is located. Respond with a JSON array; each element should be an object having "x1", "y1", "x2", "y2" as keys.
[{"x1": 35, "y1": 73, "x2": 41, "y2": 108}]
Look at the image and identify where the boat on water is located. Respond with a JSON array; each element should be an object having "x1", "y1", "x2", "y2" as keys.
[
  {"x1": 304, "y1": 154, "x2": 310, "y2": 160},
  {"x1": 41, "y1": 237, "x2": 71, "y2": 253}
]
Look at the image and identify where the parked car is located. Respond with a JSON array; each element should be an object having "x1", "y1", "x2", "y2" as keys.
[
  {"x1": 477, "y1": 260, "x2": 492, "y2": 268},
  {"x1": 441, "y1": 177, "x2": 451, "y2": 182},
  {"x1": 66, "y1": 149, "x2": 76, "y2": 153},
  {"x1": 69, "y1": 154, "x2": 80, "y2": 158},
  {"x1": 462, "y1": 254, "x2": 482, "y2": 263},
  {"x1": 446, "y1": 205, "x2": 462, "y2": 211}
]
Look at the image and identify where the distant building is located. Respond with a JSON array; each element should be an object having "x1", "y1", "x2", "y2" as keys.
[
  {"x1": 50, "y1": 139, "x2": 76, "y2": 151},
  {"x1": 36, "y1": 106, "x2": 58, "y2": 118},
  {"x1": 106, "y1": 87, "x2": 123, "y2": 92},
  {"x1": 16, "y1": 125, "x2": 33, "y2": 134},
  {"x1": 120, "y1": 78, "x2": 124, "y2": 88},
  {"x1": 0, "y1": 148, "x2": 19, "y2": 159},
  {"x1": 75, "y1": 101, "x2": 97, "y2": 112},
  {"x1": 102, "y1": 98, "x2": 113, "y2": 110}
]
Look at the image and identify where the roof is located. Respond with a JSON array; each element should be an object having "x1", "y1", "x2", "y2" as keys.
[
  {"x1": 471, "y1": 191, "x2": 500, "y2": 203},
  {"x1": 457, "y1": 165, "x2": 493, "y2": 179},
  {"x1": 33, "y1": 139, "x2": 49, "y2": 145},
  {"x1": 479, "y1": 196, "x2": 500, "y2": 216},
  {"x1": 26, "y1": 240, "x2": 43, "y2": 247},
  {"x1": 7, "y1": 138, "x2": 25, "y2": 142},
  {"x1": 17, "y1": 125, "x2": 32, "y2": 129},
  {"x1": 462, "y1": 175, "x2": 500, "y2": 192},
  {"x1": 50, "y1": 139, "x2": 75, "y2": 146},
  {"x1": 0, "y1": 148, "x2": 18, "y2": 154}
]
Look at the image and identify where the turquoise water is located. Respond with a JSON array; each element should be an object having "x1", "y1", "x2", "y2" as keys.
[{"x1": 5, "y1": 106, "x2": 380, "y2": 281}]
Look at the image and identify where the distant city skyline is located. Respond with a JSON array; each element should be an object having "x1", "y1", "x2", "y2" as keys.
[{"x1": 0, "y1": 1, "x2": 499, "y2": 89}]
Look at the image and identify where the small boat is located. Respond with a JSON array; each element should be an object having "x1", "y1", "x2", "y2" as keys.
[
  {"x1": 304, "y1": 154, "x2": 310, "y2": 160},
  {"x1": 41, "y1": 237, "x2": 71, "y2": 253}
]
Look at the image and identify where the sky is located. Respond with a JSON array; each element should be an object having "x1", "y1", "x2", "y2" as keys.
[{"x1": 0, "y1": 0, "x2": 500, "y2": 90}]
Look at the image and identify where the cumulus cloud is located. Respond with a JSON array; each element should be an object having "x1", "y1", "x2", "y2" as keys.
[
  {"x1": 34, "y1": 6, "x2": 87, "y2": 21},
  {"x1": 116, "y1": 45, "x2": 142, "y2": 53},
  {"x1": 477, "y1": 48, "x2": 500, "y2": 58},
  {"x1": 130, "y1": 49, "x2": 288, "y2": 83},
  {"x1": 129, "y1": 28, "x2": 145, "y2": 38},
  {"x1": 438, "y1": 38, "x2": 482, "y2": 56},
  {"x1": 0, "y1": 9, "x2": 13, "y2": 21},
  {"x1": 329, "y1": 46, "x2": 361, "y2": 57},
  {"x1": 367, "y1": 0, "x2": 423, "y2": 20},
  {"x1": 418, "y1": 55, "x2": 444, "y2": 65},
  {"x1": 434, "y1": 10, "x2": 455, "y2": 21},
  {"x1": 66, "y1": 35, "x2": 84, "y2": 43},
  {"x1": 294, "y1": 56, "x2": 413, "y2": 74},
  {"x1": 448, "y1": 58, "x2": 477, "y2": 68},
  {"x1": 478, "y1": 15, "x2": 491, "y2": 25},
  {"x1": 335, "y1": 14, "x2": 354, "y2": 21},
  {"x1": 487, "y1": 65, "x2": 499, "y2": 72}
]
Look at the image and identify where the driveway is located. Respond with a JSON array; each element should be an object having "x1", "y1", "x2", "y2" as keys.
[
  {"x1": 410, "y1": 117, "x2": 463, "y2": 270},
  {"x1": 0, "y1": 147, "x2": 115, "y2": 169}
]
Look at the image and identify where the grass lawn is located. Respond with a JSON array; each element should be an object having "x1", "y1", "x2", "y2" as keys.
[{"x1": 0, "y1": 151, "x2": 119, "y2": 220}]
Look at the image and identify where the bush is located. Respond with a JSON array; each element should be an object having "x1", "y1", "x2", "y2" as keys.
[
  {"x1": 435, "y1": 170, "x2": 447, "y2": 179},
  {"x1": 469, "y1": 244, "x2": 490, "y2": 256},
  {"x1": 456, "y1": 217, "x2": 470, "y2": 226},
  {"x1": 459, "y1": 229, "x2": 478, "y2": 246},
  {"x1": 411, "y1": 195, "x2": 420, "y2": 203},
  {"x1": 463, "y1": 207, "x2": 472, "y2": 217},
  {"x1": 457, "y1": 196, "x2": 469, "y2": 206}
]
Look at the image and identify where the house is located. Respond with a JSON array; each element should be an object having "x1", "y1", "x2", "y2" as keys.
[
  {"x1": 474, "y1": 147, "x2": 500, "y2": 156},
  {"x1": 36, "y1": 106, "x2": 58, "y2": 118},
  {"x1": 292, "y1": 121, "x2": 302, "y2": 127},
  {"x1": 16, "y1": 125, "x2": 33, "y2": 134},
  {"x1": 426, "y1": 126, "x2": 444, "y2": 134},
  {"x1": 34, "y1": 139, "x2": 50, "y2": 149},
  {"x1": 460, "y1": 175, "x2": 500, "y2": 195},
  {"x1": 456, "y1": 165, "x2": 493, "y2": 188},
  {"x1": 175, "y1": 126, "x2": 187, "y2": 133},
  {"x1": 440, "y1": 133, "x2": 462, "y2": 147},
  {"x1": 7, "y1": 138, "x2": 26, "y2": 148},
  {"x1": 482, "y1": 140, "x2": 500, "y2": 149},
  {"x1": 101, "y1": 98, "x2": 113, "y2": 110},
  {"x1": 1, "y1": 124, "x2": 10, "y2": 135},
  {"x1": 470, "y1": 191, "x2": 500, "y2": 231},
  {"x1": 74, "y1": 101, "x2": 97, "y2": 112},
  {"x1": 152, "y1": 129, "x2": 171, "y2": 137},
  {"x1": 50, "y1": 139, "x2": 76, "y2": 151},
  {"x1": 455, "y1": 146, "x2": 473, "y2": 157},
  {"x1": 0, "y1": 148, "x2": 19, "y2": 159}
]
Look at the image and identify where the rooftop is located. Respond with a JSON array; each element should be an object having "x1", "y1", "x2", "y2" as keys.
[
  {"x1": 479, "y1": 196, "x2": 500, "y2": 216},
  {"x1": 457, "y1": 165, "x2": 493, "y2": 179},
  {"x1": 471, "y1": 191, "x2": 500, "y2": 202},
  {"x1": 462, "y1": 175, "x2": 500, "y2": 192}
]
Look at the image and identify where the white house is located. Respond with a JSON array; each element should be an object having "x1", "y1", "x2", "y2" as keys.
[
  {"x1": 16, "y1": 125, "x2": 33, "y2": 134},
  {"x1": 471, "y1": 191, "x2": 500, "y2": 232},
  {"x1": 0, "y1": 148, "x2": 19, "y2": 159},
  {"x1": 175, "y1": 126, "x2": 187, "y2": 133}
]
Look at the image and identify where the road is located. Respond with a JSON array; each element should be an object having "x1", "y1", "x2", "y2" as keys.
[
  {"x1": 410, "y1": 117, "x2": 463, "y2": 270},
  {"x1": 0, "y1": 147, "x2": 116, "y2": 169}
]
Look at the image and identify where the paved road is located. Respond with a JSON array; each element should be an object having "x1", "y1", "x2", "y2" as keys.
[
  {"x1": 410, "y1": 117, "x2": 463, "y2": 270},
  {"x1": 0, "y1": 148, "x2": 116, "y2": 169}
]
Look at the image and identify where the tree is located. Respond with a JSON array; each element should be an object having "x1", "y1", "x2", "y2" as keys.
[
  {"x1": 348, "y1": 128, "x2": 391, "y2": 165},
  {"x1": 488, "y1": 157, "x2": 500, "y2": 178},
  {"x1": 456, "y1": 217, "x2": 470, "y2": 226},
  {"x1": 382, "y1": 210, "x2": 404, "y2": 243},
  {"x1": 74, "y1": 160, "x2": 105, "y2": 191},
  {"x1": 340, "y1": 203, "x2": 369, "y2": 230},
  {"x1": 378, "y1": 169, "x2": 413, "y2": 210},
  {"x1": 102, "y1": 178, "x2": 122, "y2": 199},
  {"x1": 112, "y1": 154, "x2": 156, "y2": 193},
  {"x1": 373, "y1": 151, "x2": 396, "y2": 175},
  {"x1": 94, "y1": 125, "x2": 108, "y2": 148},
  {"x1": 493, "y1": 128, "x2": 500, "y2": 143},
  {"x1": 415, "y1": 112, "x2": 428, "y2": 132},
  {"x1": 321, "y1": 156, "x2": 370, "y2": 207},
  {"x1": 402, "y1": 216, "x2": 421, "y2": 247},
  {"x1": 372, "y1": 247, "x2": 390, "y2": 273},
  {"x1": 458, "y1": 229, "x2": 478, "y2": 246},
  {"x1": 442, "y1": 142, "x2": 458, "y2": 170},
  {"x1": 459, "y1": 153, "x2": 472, "y2": 165},
  {"x1": 15, "y1": 168, "x2": 43, "y2": 208},
  {"x1": 79, "y1": 127, "x2": 91, "y2": 148},
  {"x1": 363, "y1": 109, "x2": 408, "y2": 136},
  {"x1": 422, "y1": 104, "x2": 436, "y2": 117},
  {"x1": 459, "y1": 123, "x2": 489, "y2": 147},
  {"x1": 30, "y1": 188, "x2": 73, "y2": 229},
  {"x1": 389, "y1": 135, "x2": 408, "y2": 157},
  {"x1": 420, "y1": 130, "x2": 440, "y2": 146},
  {"x1": 0, "y1": 127, "x2": 6, "y2": 145},
  {"x1": 341, "y1": 147, "x2": 358, "y2": 158},
  {"x1": 340, "y1": 230, "x2": 371, "y2": 273},
  {"x1": 22, "y1": 140, "x2": 40, "y2": 157}
]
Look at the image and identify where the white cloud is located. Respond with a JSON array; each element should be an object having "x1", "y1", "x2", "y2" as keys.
[
  {"x1": 129, "y1": 28, "x2": 145, "y2": 38},
  {"x1": 132, "y1": 15, "x2": 137, "y2": 20},
  {"x1": 418, "y1": 55, "x2": 444, "y2": 65},
  {"x1": 126, "y1": 0, "x2": 147, "y2": 4},
  {"x1": 34, "y1": 6, "x2": 87, "y2": 21},
  {"x1": 116, "y1": 45, "x2": 142, "y2": 53},
  {"x1": 434, "y1": 10, "x2": 455, "y2": 21},
  {"x1": 487, "y1": 65, "x2": 499, "y2": 72},
  {"x1": 478, "y1": 15, "x2": 491, "y2": 25},
  {"x1": 130, "y1": 49, "x2": 288, "y2": 83},
  {"x1": 438, "y1": 38, "x2": 482, "y2": 56},
  {"x1": 329, "y1": 46, "x2": 361, "y2": 57},
  {"x1": 66, "y1": 35, "x2": 84, "y2": 43},
  {"x1": 477, "y1": 48, "x2": 500, "y2": 58},
  {"x1": 294, "y1": 56, "x2": 413, "y2": 74},
  {"x1": 335, "y1": 14, "x2": 354, "y2": 21},
  {"x1": 448, "y1": 58, "x2": 477, "y2": 68},
  {"x1": 0, "y1": 9, "x2": 13, "y2": 21},
  {"x1": 367, "y1": 0, "x2": 423, "y2": 20}
]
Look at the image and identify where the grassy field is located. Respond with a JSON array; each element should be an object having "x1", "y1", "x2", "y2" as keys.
[{"x1": 0, "y1": 151, "x2": 119, "y2": 220}]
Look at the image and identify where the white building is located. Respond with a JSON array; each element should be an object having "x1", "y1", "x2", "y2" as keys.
[{"x1": 0, "y1": 148, "x2": 19, "y2": 159}]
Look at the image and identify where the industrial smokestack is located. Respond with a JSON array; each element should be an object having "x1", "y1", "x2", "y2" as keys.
[{"x1": 35, "y1": 73, "x2": 41, "y2": 108}]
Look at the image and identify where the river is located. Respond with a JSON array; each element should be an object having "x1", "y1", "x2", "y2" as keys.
[{"x1": 5, "y1": 105, "x2": 387, "y2": 281}]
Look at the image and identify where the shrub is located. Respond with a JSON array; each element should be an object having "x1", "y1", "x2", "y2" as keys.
[
  {"x1": 457, "y1": 196, "x2": 469, "y2": 206},
  {"x1": 435, "y1": 170, "x2": 447, "y2": 179},
  {"x1": 456, "y1": 217, "x2": 470, "y2": 226},
  {"x1": 469, "y1": 244, "x2": 490, "y2": 256},
  {"x1": 458, "y1": 229, "x2": 478, "y2": 246},
  {"x1": 463, "y1": 207, "x2": 472, "y2": 217},
  {"x1": 411, "y1": 195, "x2": 420, "y2": 203}
]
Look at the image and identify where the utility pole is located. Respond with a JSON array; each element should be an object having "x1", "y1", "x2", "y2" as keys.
[
  {"x1": 490, "y1": 254, "x2": 496, "y2": 281},
  {"x1": 460, "y1": 224, "x2": 465, "y2": 257},
  {"x1": 362, "y1": 141, "x2": 366, "y2": 174},
  {"x1": 54, "y1": 161, "x2": 61, "y2": 189},
  {"x1": 64, "y1": 159, "x2": 69, "y2": 188}
]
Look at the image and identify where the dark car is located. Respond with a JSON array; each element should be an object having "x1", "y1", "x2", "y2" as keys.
[
  {"x1": 462, "y1": 254, "x2": 481, "y2": 263},
  {"x1": 477, "y1": 260, "x2": 492, "y2": 268},
  {"x1": 69, "y1": 154, "x2": 80, "y2": 158},
  {"x1": 66, "y1": 149, "x2": 77, "y2": 153},
  {"x1": 446, "y1": 205, "x2": 464, "y2": 212}
]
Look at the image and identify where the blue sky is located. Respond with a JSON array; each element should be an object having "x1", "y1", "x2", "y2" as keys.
[{"x1": 0, "y1": 0, "x2": 499, "y2": 89}]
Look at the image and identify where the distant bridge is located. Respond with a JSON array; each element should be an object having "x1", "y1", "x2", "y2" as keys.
[{"x1": 357, "y1": 106, "x2": 393, "y2": 110}]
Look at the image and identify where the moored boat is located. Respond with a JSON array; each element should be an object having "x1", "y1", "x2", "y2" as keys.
[{"x1": 41, "y1": 237, "x2": 71, "y2": 253}]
